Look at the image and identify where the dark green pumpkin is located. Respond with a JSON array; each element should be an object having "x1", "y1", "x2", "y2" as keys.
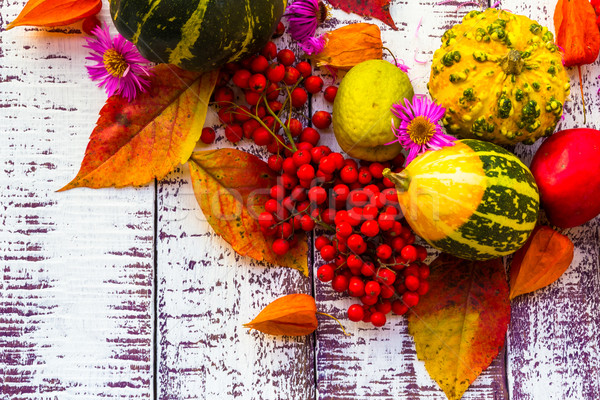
[{"x1": 109, "y1": 0, "x2": 287, "y2": 71}]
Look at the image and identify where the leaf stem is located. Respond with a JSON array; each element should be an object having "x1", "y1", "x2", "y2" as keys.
[{"x1": 316, "y1": 312, "x2": 351, "y2": 336}]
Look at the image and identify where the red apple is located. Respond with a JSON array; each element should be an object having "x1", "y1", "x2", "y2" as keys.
[{"x1": 530, "y1": 128, "x2": 600, "y2": 228}]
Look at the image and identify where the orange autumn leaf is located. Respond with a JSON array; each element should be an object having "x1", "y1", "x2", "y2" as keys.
[
  {"x1": 188, "y1": 149, "x2": 309, "y2": 276},
  {"x1": 310, "y1": 23, "x2": 383, "y2": 71},
  {"x1": 244, "y1": 294, "x2": 317, "y2": 336},
  {"x1": 59, "y1": 65, "x2": 218, "y2": 191},
  {"x1": 554, "y1": 0, "x2": 600, "y2": 66},
  {"x1": 7, "y1": 0, "x2": 102, "y2": 29},
  {"x1": 509, "y1": 225, "x2": 574, "y2": 300},
  {"x1": 327, "y1": 0, "x2": 397, "y2": 30},
  {"x1": 407, "y1": 254, "x2": 510, "y2": 400}
]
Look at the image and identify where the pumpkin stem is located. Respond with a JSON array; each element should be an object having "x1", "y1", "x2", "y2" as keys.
[
  {"x1": 501, "y1": 49, "x2": 524, "y2": 76},
  {"x1": 578, "y1": 65, "x2": 587, "y2": 125},
  {"x1": 382, "y1": 168, "x2": 409, "y2": 191},
  {"x1": 316, "y1": 312, "x2": 351, "y2": 336}
]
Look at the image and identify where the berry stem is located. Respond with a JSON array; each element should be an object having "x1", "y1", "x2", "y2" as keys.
[
  {"x1": 316, "y1": 312, "x2": 351, "y2": 336},
  {"x1": 263, "y1": 95, "x2": 298, "y2": 152}
]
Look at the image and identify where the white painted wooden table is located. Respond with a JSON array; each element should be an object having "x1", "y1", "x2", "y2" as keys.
[{"x1": 1, "y1": 0, "x2": 599, "y2": 399}]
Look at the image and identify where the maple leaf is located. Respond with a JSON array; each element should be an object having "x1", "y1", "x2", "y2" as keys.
[
  {"x1": 244, "y1": 294, "x2": 317, "y2": 336},
  {"x1": 59, "y1": 64, "x2": 218, "y2": 191},
  {"x1": 7, "y1": 0, "x2": 102, "y2": 29},
  {"x1": 189, "y1": 149, "x2": 309, "y2": 276},
  {"x1": 509, "y1": 225, "x2": 574, "y2": 300},
  {"x1": 326, "y1": 0, "x2": 397, "y2": 30},
  {"x1": 408, "y1": 254, "x2": 510, "y2": 400}
]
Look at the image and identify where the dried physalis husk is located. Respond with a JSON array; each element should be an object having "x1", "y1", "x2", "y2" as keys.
[
  {"x1": 509, "y1": 225, "x2": 574, "y2": 300},
  {"x1": 244, "y1": 293, "x2": 318, "y2": 336},
  {"x1": 310, "y1": 23, "x2": 383, "y2": 71}
]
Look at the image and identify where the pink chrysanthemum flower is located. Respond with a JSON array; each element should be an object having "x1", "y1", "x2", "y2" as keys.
[
  {"x1": 388, "y1": 96, "x2": 456, "y2": 165},
  {"x1": 285, "y1": 0, "x2": 328, "y2": 42},
  {"x1": 84, "y1": 24, "x2": 151, "y2": 102},
  {"x1": 299, "y1": 34, "x2": 327, "y2": 55}
]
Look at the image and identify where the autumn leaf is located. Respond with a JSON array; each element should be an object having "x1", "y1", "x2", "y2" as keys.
[
  {"x1": 407, "y1": 254, "x2": 510, "y2": 400},
  {"x1": 554, "y1": 0, "x2": 600, "y2": 66},
  {"x1": 7, "y1": 0, "x2": 102, "y2": 29},
  {"x1": 244, "y1": 294, "x2": 317, "y2": 336},
  {"x1": 59, "y1": 65, "x2": 218, "y2": 191},
  {"x1": 310, "y1": 23, "x2": 383, "y2": 71},
  {"x1": 188, "y1": 149, "x2": 309, "y2": 276},
  {"x1": 327, "y1": 0, "x2": 397, "y2": 30},
  {"x1": 509, "y1": 226, "x2": 574, "y2": 300}
]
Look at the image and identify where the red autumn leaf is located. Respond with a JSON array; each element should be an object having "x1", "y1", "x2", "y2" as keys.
[
  {"x1": 327, "y1": 0, "x2": 397, "y2": 30},
  {"x1": 244, "y1": 294, "x2": 317, "y2": 336},
  {"x1": 7, "y1": 0, "x2": 102, "y2": 29},
  {"x1": 509, "y1": 225, "x2": 574, "y2": 300},
  {"x1": 407, "y1": 254, "x2": 510, "y2": 400},
  {"x1": 554, "y1": 0, "x2": 600, "y2": 66},
  {"x1": 188, "y1": 149, "x2": 309, "y2": 276},
  {"x1": 59, "y1": 65, "x2": 218, "y2": 191}
]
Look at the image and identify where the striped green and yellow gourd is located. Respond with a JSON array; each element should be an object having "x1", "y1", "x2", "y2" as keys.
[
  {"x1": 109, "y1": 0, "x2": 287, "y2": 71},
  {"x1": 384, "y1": 139, "x2": 539, "y2": 260}
]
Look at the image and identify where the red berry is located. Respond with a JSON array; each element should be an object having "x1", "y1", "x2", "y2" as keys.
[
  {"x1": 403, "y1": 291, "x2": 420, "y2": 307},
  {"x1": 318, "y1": 156, "x2": 337, "y2": 174},
  {"x1": 347, "y1": 304, "x2": 365, "y2": 322},
  {"x1": 320, "y1": 244, "x2": 336, "y2": 261},
  {"x1": 224, "y1": 124, "x2": 244, "y2": 143},
  {"x1": 82, "y1": 15, "x2": 101, "y2": 35},
  {"x1": 365, "y1": 281, "x2": 381, "y2": 297},
  {"x1": 331, "y1": 274, "x2": 349, "y2": 292},
  {"x1": 392, "y1": 153, "x2": 406, "y2": 168},
  {"x1": 376, "y1": 300, "x2": 392, "y2": 315},
  {"x1": 253, "y1": 127, "x2": 273, "y2": 146},
  {"x1": 376, "y1": 268, "x2": 396, "y2": 285},
  {"x1": 370, "y1": 311, "x2": 386, "y2": 327},
  {"x1": 401, "y1": 245, "x2": 418, "y2": 263},
  {"x1": 281, "y1": 173, "x2": 298, "y2": 190},
  {"x1": 277, "y1": 49, "x2": 296, "y2": 66},
  {"x1": 282, "y1": 157, "x2": 298, "y2": 175},
  {"x1": 415, "y1": 245, "x2": 428, "y2": 262},
  {"x1": 232, "y1": 69, "x2": 251, "y2": 89},
  {"x1": 361, "y1": 294, "x2": 378, "y2": 306},
  {"x1": 270, "y1": 185, "x2": 284, "y2": 200},
  {"x1": 273, "y1": 21, "x2": 285, "y2": 38},
  {"x1": 417, "y1": 281, "x2": 430, "y2": 296},
  {"x1": 258, "y1": 212, "x2": 275, "y2": 228},
  {"x1": 248, "y1": 73, "x2": 267, "y2": 92},
  {"x1": 392, "y1": 300, "x2": 409, "y2": 315},
  {"x1": 297, "y1": 142, "x2": 314, "y2": 151},
  {"x1": 300, "y1": 214, "x2": 315, "y2": 231},
  {"x1": 267, "y1": 154, "x2": 284, "y2": 172},
  {"x1": 217, "y1": 107, "x2": 236, "y2": 124},
  {"x1": 291, "y1": 87, "x2": 308, "y2": 108},
  {"x1": 317, "y1": 264, "x2": 335, "y2": 282},
  {"x1": 360, "y1": 220, "x2": 380, "y2": 237},
  {"x1": 332, "y1": 184, "x2": 350, "y2": 204},
  {"x1": 358, "y1": 168, "x2": 372, "y2": 185},
  {"x1": 347, "y1": 254, "x2": 363, "y2": 269},
  {"x1": 280, "y1": 221, "x2": 293, "y2": 238},
  {"x1": 266, "y1": 63, "x2": 285, "y2": 83},
  {"x1": 266, "y1": 85, "x2": 281, "y2": 101},
  {"x1": 300, "y1": 127, "x2": 320, "y2": 146},
  {"x1": 419, "y1": 263, "x2": 430, "y2": 280},
  {"x1": 250, "y1": 55, "x2": 269, "y2": 73},
  {"x1": 336, "y1": 221, "x2": 353, "y2": 238},
  {"x1": 315, "y1": 236, "x2": 331, "y2": 251},
  {"x1": 290, "y1": 186, "x2": 307, "y2": 202},
  {"x1": 312, "y1": 110, "x2": 332, "y2": 129},
  {"x1": 293, "y1": 149, "x2": 312, "y2": 166},
  {"x1": 308, "y1": 186, "x2": 327, "y2": 204},
  {"x1": 362, "y1": 205, "x2": 379, "y2": 220},
  {"x1": 261, "y1": 41, "x2": 277, "y2": 60},
  {"x1": 284, "y1": 66, "x2": 301, "y2": 85},
  {"x1": 348, "y1": 276, "x2": 365, "y2": 297},
  {"x1": 376, "y1": 244, "x2": 393, "y2": 260},
  {"x1": 323, "y1": 86, "x2": 338, "y2": 103},
  {"x1": 296, "y1": 164, "x2": 315, "y2": 181},
  {"x1": 368, "y1": 162, "x2": 385, "y2": 179},
  {"x1": 360, "y1": 261, "x2": 376, "y2": 277},
  {"x1": 213, "y1": 86, "x2": 234, "y2": 106},
  {"x1": 264, "y1": 199, "x2": 278, "y2": 214},
  {"x1": 200, "y1": 127, "x2": 216, "y2": 144},
  {"x1": 391, "y1": 236, "x2": 406, "y2": 252},
  {"x1": 405, "y1": 275, "x2": 420, "y2": 292},
  {"x1": 244, "y1": 90, "x2": 262, "y2": 106},
  {"x1": 378, "y1": 213, "x2": 395, "y2": 231},
  {"x1": 272, "y1": 238, "x2": 290, "y2": 255},
  {"x1": 287, "y1": 118, "x2": 303, "y2": 137},
  {"x1": 296, "y1": 61, "x2": 312, "y2": 78},
  {"x1": 347, "y1": 234, "x2": 366, "y2": 254},
  {"x1": 380, "y1": 284, "x2": 395, "y2": 299},
  {"x1": 340, "y1": 165, "x2": 358, "y2": 184},
  {"x1": 304, "y1": 75, "x2": 324, "y2": 94}
]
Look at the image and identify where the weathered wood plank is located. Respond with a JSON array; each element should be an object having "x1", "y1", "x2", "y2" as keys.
[
  {"x1": 155, "y1": 34, "x2": 316, "y2": 398},
  {"x1": 503, "y1": 1, "x2": 600, "y2": 399},
  {"x1": 0, "y1": 2, "x2": 154, "y2": 398},
  {"x1": 312, "y1": 1, "x2": 507, "y2": 399}
]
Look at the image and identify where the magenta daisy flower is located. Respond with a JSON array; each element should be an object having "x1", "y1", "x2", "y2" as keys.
[
  {"x1": 285, "y1": 0, "x2": 328, "y2": 42},
  {"x1": 388, "y1": 96, "x2": 456, "y2": 165},
  {"x1": 299, "y1": 34, "x2": 327, "y2": 55},
  {"x1": 84, "y1": 24, "x2": 151, "y2": 102}
]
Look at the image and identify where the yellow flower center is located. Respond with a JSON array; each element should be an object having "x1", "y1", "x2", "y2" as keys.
[
  {"x1": 408, "y1": 116, "x2": 435, "y2": 145},
  {"x1": 103, "y1": 49, "x2": 128, "y2": 78}
]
